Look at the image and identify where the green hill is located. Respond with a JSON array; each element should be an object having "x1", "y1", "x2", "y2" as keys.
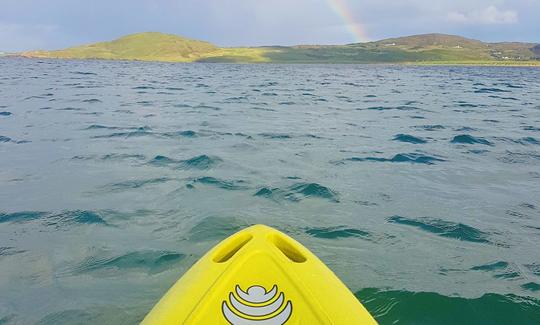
[
  {"x1": 23, "y1": 32, "x2": 219, "y2": 62},
  {"x1": 20, "y1": 32, "x2": 540, "y2": 65}
]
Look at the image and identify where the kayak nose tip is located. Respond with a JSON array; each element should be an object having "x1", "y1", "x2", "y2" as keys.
[
  {"x1": 245, "y1": 224, "x2": 275, "y2": 233},
  {"x1": 245, "y1": 224, "x2": 308, "y2": 263}
]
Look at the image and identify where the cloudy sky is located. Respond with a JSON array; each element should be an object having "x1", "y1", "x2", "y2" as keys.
[{"x1": 1, "y1": 0, "x2": 539, "y2": 51}]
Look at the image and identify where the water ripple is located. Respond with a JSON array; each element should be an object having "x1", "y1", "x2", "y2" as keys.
[
  {"x1": 451, "y1": 134, "x2": 493, "y2": 146},
  {"x1": 305, "y1": 226, "x2": 371, "y2": 239},
  {"x1": 0, "y1": 210, "x2": 107, "y2": 226},
  {"x1": 63, "y1": 251, "x2": 185, "y2": 276},
  {"x1": 356, "y1": 288, "x2": 540, "y2": 325},
  {"x1": 387, "y1": 215, "x2": 491, "y2": 243},
  {"x1": 255, "y1": 183, "x2": 339, "y2": 202},
  {"x1": 341, "y1": 153, "x2": 445, "y2": 165},
  {"x1": 392, "y1": 134, "x2": 427, "y2": 144}
]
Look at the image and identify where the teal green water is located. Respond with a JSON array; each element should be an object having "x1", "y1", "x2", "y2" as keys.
[{"x1": 0, "y1": 58, "x2": 539, "y2": 324}]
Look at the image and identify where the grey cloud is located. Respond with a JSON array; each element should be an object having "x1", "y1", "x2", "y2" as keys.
[{"x1": 447, "y1": 6, "x2": 518, "y2": 24}]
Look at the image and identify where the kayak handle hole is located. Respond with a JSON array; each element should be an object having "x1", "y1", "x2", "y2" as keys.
[
  {"x1": 271, "y1": 234, "x2": 307, "y2": 263},
  {"x1": 213, "y1": 233, "x2": 253, "y2": 263}
]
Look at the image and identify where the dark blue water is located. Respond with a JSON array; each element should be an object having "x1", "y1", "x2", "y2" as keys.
[{"x1": 0, "y1": 58, "x2": 539, "y2": 324}]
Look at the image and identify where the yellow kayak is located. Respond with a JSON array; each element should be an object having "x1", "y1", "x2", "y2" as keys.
[{"x1": 142, "y1": 224, "x2": 377, "y2": 324}]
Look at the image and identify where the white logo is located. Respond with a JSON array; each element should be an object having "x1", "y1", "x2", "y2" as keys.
[{"x1": 222, "y1": 285, "x2": 292, "y2": 324}]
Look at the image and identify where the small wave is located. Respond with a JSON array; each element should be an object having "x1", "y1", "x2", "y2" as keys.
[
  {"x1": 343, "y1": 153, "x2": 445, "y2": 165},
  {"x1": 58, "y1": 107, "x2": 85, "y2": 111},
  {"x1": 149, "y1": 155, "x2": 221, "y2": 169},
  {"x1": 258, "y1": 133, "x2": 292, "y2": 139},
  {"x1": 519, "y1": 203, "x2": 536, "y2": 210},
  {"x1": 190, "y1": 177, "x2": 247, "y2": 190},
  {"x1": 493, "y1": 269, "x2": 522, "y2": 280},
  {"x1": 471, "y1": 261, "x2": 508, "y2": 271},
  {"x1": 162, "y1": 130, "x2": 198, "y2": 138},
  {"x1": 0, "y1": 111, "x2": 12, "y2": 116},
  {"x1": 0, "y1": 211, "x2": 47, "y2": 223},
  {"x1": 457, "y1": 103, "x2": 479, "y2": 108},
  {"x1": 412, "y1": 124, "x2": 445, "y2": 131},
  {"x1": 492, "y1": 96, "x2": 519, "y2": 101},
  {"x1": 67, "y1": 251, "x2": 185, "y2": 276},
  {"x1": 355, "y1": 288, "x2": 540, "y2": 325},
  {"x1": 0, "y1": 246, "x2": 26, "y2": 256},
  {"x1": 100, "y1": 153, "x2": 146, "y2": 161},
  {"x1": 225, "y1": 96, "x2": 248, "y2": 102},
  {"x1": 173, "y1": 103, "x2": 192, "y2": 108},
  {"x1": 255, "y1": 182, "x2": 339, "y2": 202},
  {"x1": 0, "y1": 210, "x2": 107, "y2": 226},
  {"x1": 392, "y1": 134, "x2": 427, "y2": 144},
  {"x1": 455, "y1": 127, "x2": 477, "y2": 132},
  {"x1": 71, "y1": 71, "x2": 97, "y2": 75},
  {"x1": 451, "y1": 134, "x2": 493, "y2": 146},
  {"x1": 84, "y1": 124, "x2": 124, "y2": 130},
  {"x1": 251, "y1": 106, "x2": 276, "y2": 112},
  {"x1": 132, "y1": 86, "x2": 156, "y2": 90},
  {"x1": 102, "y1": 178, "x2": 172, "y2": 192},
  {"x1": 474, "y1": 87, "x2": 510, "y2": 93},
  {"x1": 82, "y1": 98, "x2": 102, "y2": 103},
  {"x1": 305, "y1": 226, "x2": 370, "y2": 239},
  {"x1": 521, "y1": 282, "x2": 540, "y2": 292},
  {"x1": 522, "y1": 126, "x2": 540, "y2": 132},
  {"x1": 85, "y1": 124, "x2": 152, "y2": 131},
  {"x1": 136, "y1": 100, "x2": 154, "y2": 106},
  {"x1": 180, "y1": 155, "x2": 222, "y2": 170},
  {"x1": 148, "y1": 155, "x2": 179, "y2": 167},
  {"x1": 366, "y1": 105, "x2": 418, "y2": 111},
  {"x1": 43, "y1": 210, "x2": 108, "y2": 226},
  {"x1": 91, "y1": 127, "x2": 154, "y2": 139},
  {"x1": 24, "y1": 94, "x2": 52, "y2": 100},
  {"x1": 387, "y1": 215, "x2": 491, "y2": 243},
  {"x1": 499, "y1": 83, "x2": 524, "y2": 89},
  {"x1": 492, "y1": 137, "x2": 538, "y2": 145},
  {"x1": 513, "y1": 137, "x2": 539, "y2": 146},
  {"x1": 72, "y1": 154, "x2": 145, "y2": 162},
  {"x1": 0, "y1": 135, "x2": 12, "y2": 143}
]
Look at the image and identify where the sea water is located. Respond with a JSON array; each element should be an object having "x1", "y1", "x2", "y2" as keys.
[{"x1": 0, "y1": 58, "x2": 539, "y2": 324}]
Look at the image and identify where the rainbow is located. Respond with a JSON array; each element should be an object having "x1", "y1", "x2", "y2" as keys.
[{"x1": 326, "y1": 0, "x2": 369, "y2": 43}]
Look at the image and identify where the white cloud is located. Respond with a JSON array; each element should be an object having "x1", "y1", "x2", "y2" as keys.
[{"x1": 447, "y1": 6, "x2": 518, "y2": 24}]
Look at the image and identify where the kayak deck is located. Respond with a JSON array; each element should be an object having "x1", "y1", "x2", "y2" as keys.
[{"x1": 142, "y1": 224, "x2": 377, "y2": 324}]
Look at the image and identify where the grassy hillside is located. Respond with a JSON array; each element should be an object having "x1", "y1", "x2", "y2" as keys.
[
  {"x1": 20, "y1": 32, "x2": 540, "y2": 65},
  {"x1": 23, "y1": 32, "x2": 220, "y2": 62}
]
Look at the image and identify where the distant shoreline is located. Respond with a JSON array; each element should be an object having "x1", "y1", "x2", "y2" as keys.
[
  {"x1": 15, "y1": 32, "x2": 540, "y2": 66},
  {"x1": 8, "y1": 55, "x2": 540, "y2": 67}
]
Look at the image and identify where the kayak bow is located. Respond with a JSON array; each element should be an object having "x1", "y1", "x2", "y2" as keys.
[{"x1": 143, "y1": 224, "x2": 377, "y2": 324}]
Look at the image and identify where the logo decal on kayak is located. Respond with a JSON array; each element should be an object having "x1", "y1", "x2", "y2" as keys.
[{"x1": 222, "y1": 284, "x2": 292, "y2": 324}]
